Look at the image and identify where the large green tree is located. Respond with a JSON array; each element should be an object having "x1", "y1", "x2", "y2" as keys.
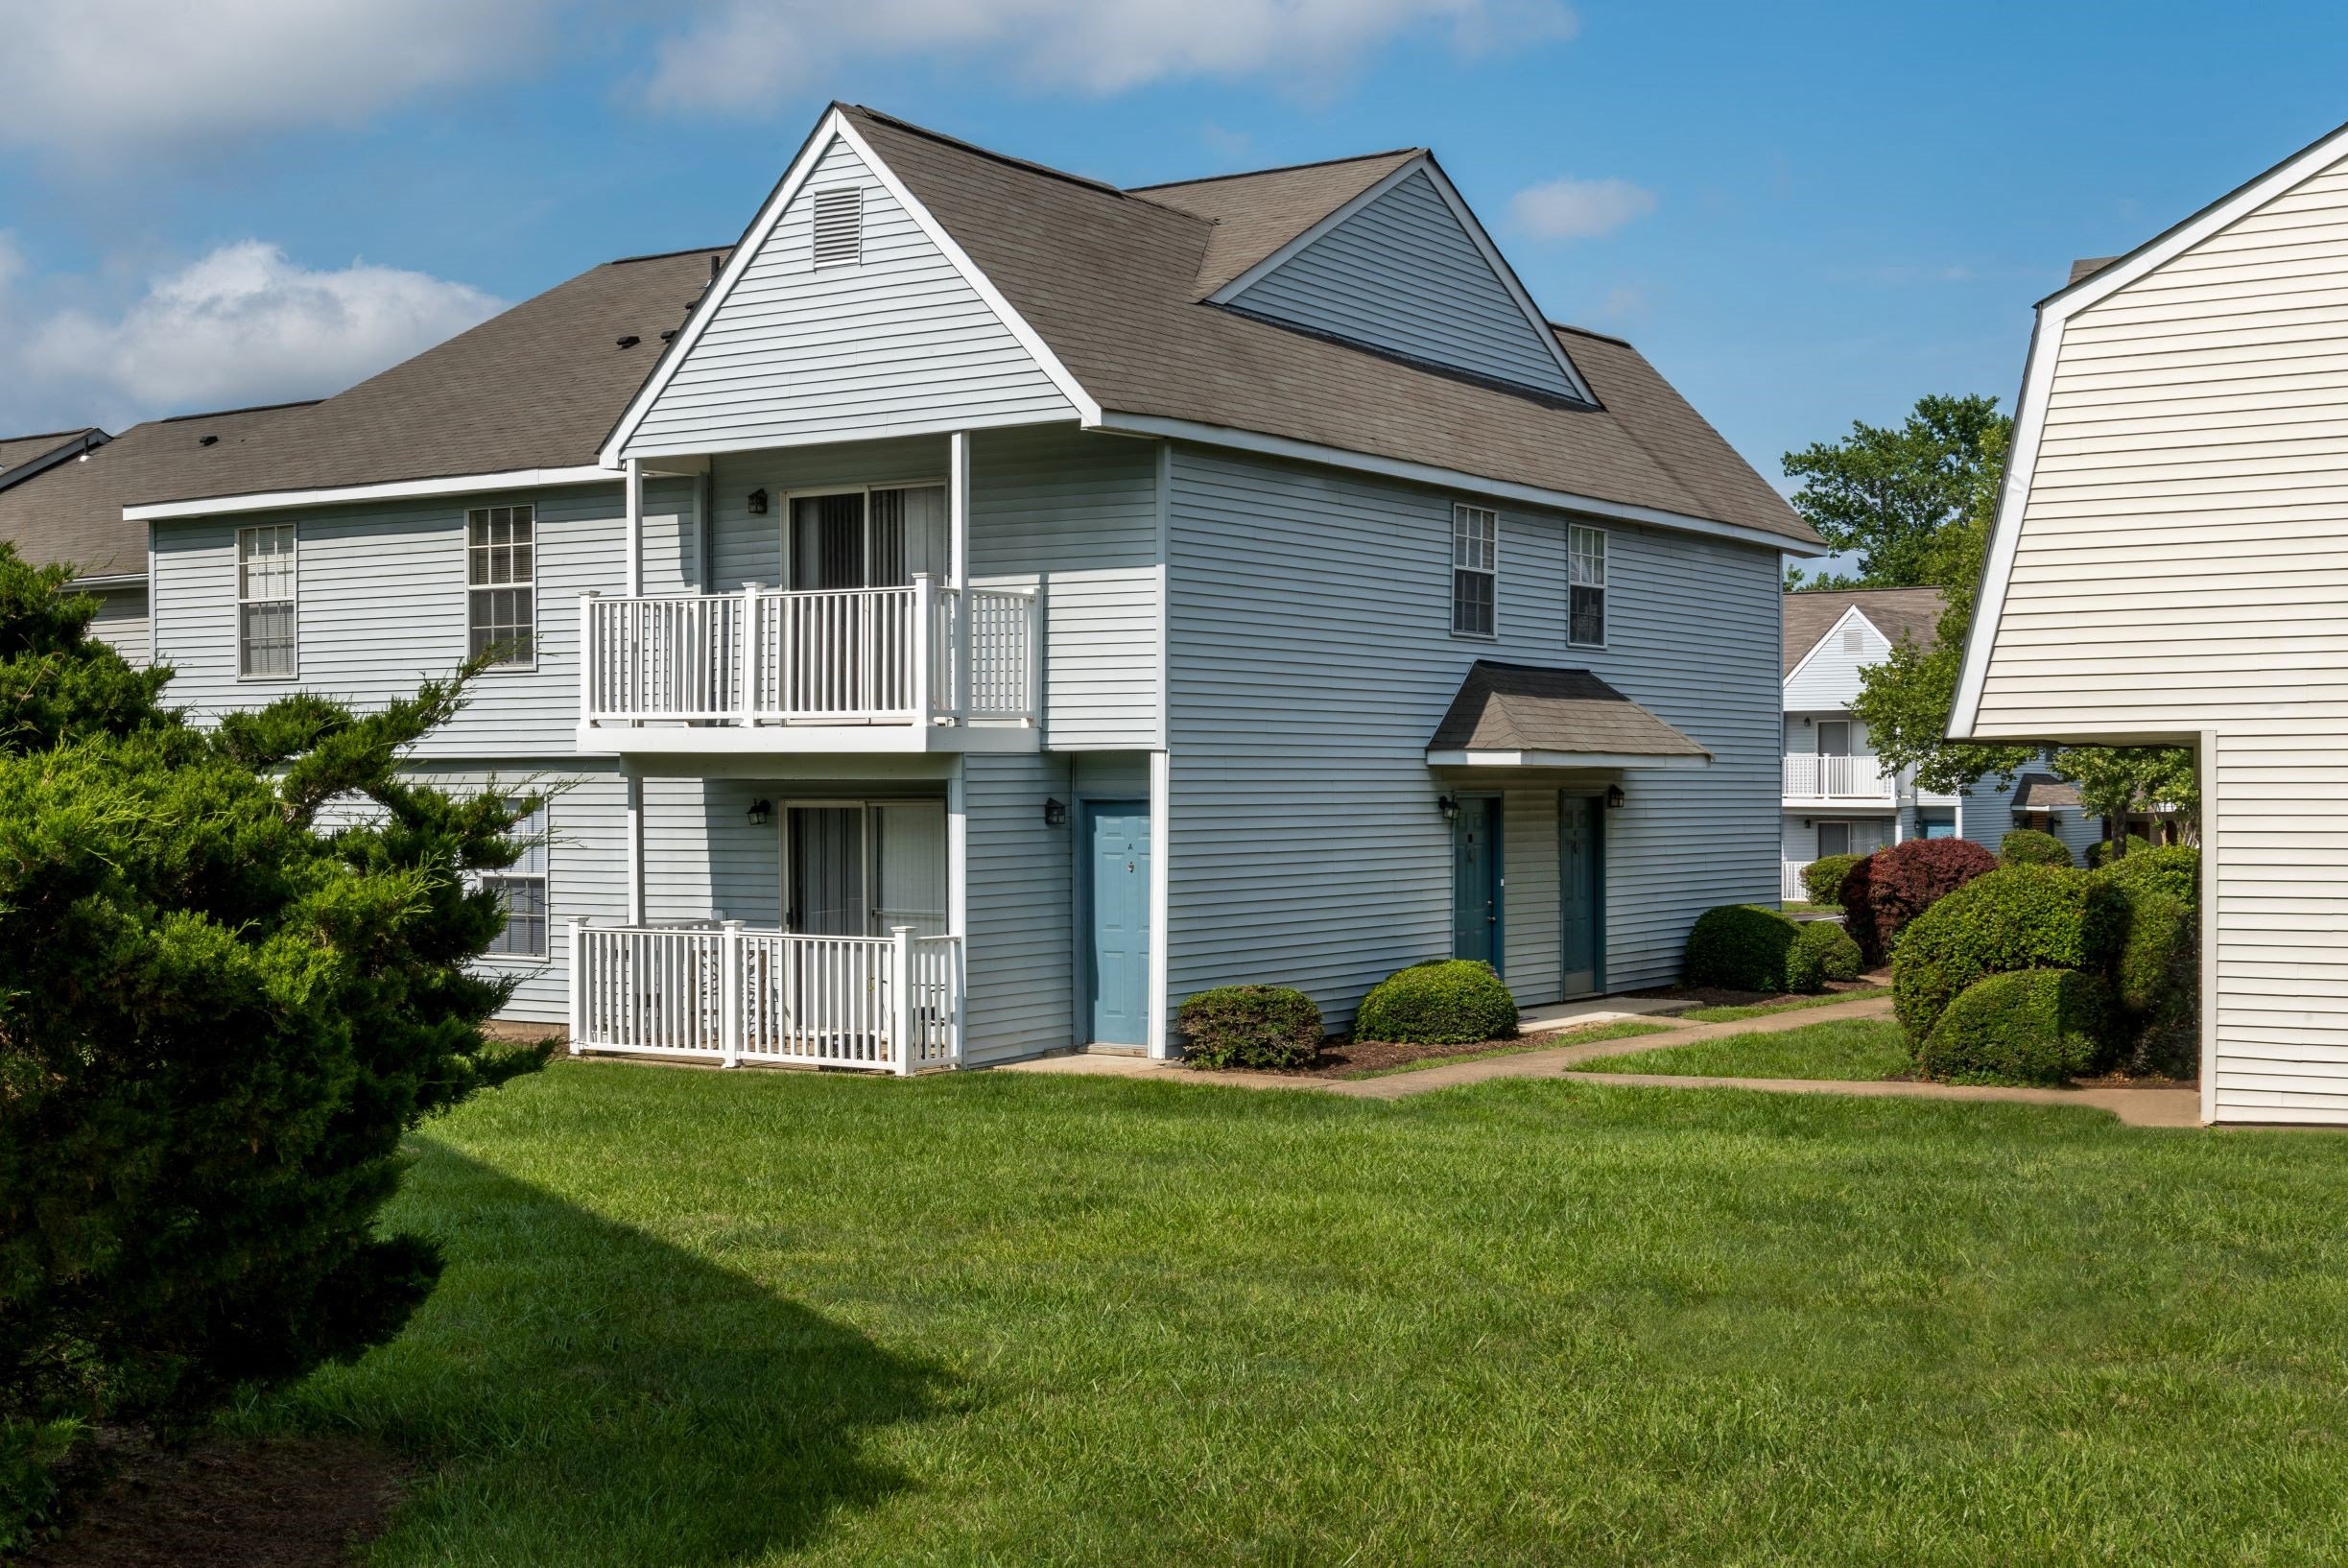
[
  {"x1": 1783, "y1": 392, "x2": 2011, "y2": 588},
  {"x1": 0, "y1": 545, "x2": 546, "y2": 1533}
]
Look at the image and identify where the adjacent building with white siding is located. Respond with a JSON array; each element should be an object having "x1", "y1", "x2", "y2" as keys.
[
  {"x1": 120, "y1": 101, "x2": 1822, "y2": 1070},
  {"x1": 1953, "y1": 117, "x2": 2348, "y2": 1125}
]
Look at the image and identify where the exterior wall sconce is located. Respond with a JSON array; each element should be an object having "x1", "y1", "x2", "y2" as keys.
[
  {"x1": 747, "y1": 797, "x2": 771, "y2": 827},
  {"x1": 747, "y1": 487, "x2": 769, "y2": 515},
  {"x1": 1436, "y1": 794, "x2": 1461, "y2": 823},
  {"x1": 1043, "y1": 797, "x2": 1068, "y2": 827},
  {"x1": 1604, "y1": 785, "x2": 1626, "y2": 810}
]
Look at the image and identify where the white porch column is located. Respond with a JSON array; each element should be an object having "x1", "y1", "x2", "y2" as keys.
[
  {"x1": 1148, "y1": 749, "x2": 1172, "y2": 1059},
  {"x1": 625, "y1": 774, "x2": 646, "y2": 925},
  {"x1": 947, "y1": 761, "x2": 970, "y2": 1066},
  {"x1": 623, "y1": 457, "x2": 644, "y2": 597},
  {"x1": 949, "y1": 430, "x2": 972, "y2": 725}
]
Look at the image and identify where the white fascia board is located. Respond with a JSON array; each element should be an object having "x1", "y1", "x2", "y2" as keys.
[
  {"x1": 1205, "y1": 153, "x2": 1596, "y2": 407},
  {"x1": 1100, "y1": 412, "x2": 1825, "y2": 557},
  {"x1": 1955, "y1": 118, "x2": 2348, "y2": 739},
  {"x1": 600, "y1": 110, "x2": 1100, "y2": 468},
  {"x1": 1948, "y1": 308, "x2": 2064, "y2": 738},
  {"x1": 1781, "y1": 603, "x2": 1874, "y2": 695},
  {"x1": 126, "y1": 464, "x2": 616, "y2": 523},
  {"x1": 1426, "y1": 748, "x2": 1711, "y2": 770}
]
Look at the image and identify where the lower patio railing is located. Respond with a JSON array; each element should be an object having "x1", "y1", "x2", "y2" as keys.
[{"x1": 568, "y1": 920, "x2": 962, "y2": 1073}]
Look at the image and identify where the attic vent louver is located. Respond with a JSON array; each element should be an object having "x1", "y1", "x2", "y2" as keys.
[
  {"x1": 1842, "y1": 628, "x2": 1863, "y2": 653},
  {"x1": 811, "y1": 186, "x2": 864, "y2": 269}
]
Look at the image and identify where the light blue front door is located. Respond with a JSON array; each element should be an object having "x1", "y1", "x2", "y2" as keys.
[
  {"x1": 1559, "y1": 795, "x2": 1601, "y2": 997},
  {"x1": 1086, "y1": 802, "x2": 1151, "y2": 1045},
  {"x1": 1452, "y1": 796, "x2": 1501, "y2": 969}
]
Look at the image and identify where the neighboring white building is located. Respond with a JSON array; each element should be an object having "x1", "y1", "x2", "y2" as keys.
[
  {"x1": 1780, "y1": 587, "x2": 2097, "y2": 899},
  {"x1": 100, "y1": 103, "x2": 1825, "y2": 1070},
  {"x1": 1952, "y1": 117, "x2": 2348, "y2": 1126}
]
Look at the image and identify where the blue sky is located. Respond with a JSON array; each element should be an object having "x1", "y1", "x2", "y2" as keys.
[{"x1": 4, "y1": 0, "x2": 2346, "y2": 499}]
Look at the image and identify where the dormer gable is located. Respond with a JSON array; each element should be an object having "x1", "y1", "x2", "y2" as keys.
[
  {"x1": 1211, "y1": 157, "x2": 1594, "y2": 404},
  {"x1": 606, "y1": 107, "x2": 1092, "y2": 464}
]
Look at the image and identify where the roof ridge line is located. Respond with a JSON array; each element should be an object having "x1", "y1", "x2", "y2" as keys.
[
  {"x1": 605, "y1": 243, "x2": 735, "y2": 267},
  {"x1": 844, "y1": 104, "x2": 1205, "y2": 222},
  {"x1": 156, "y1": 399, "x2": 322, "y2": 423},
  {"x1": 1130, "y1": 147, "x2": 1425, "y2": 193}
]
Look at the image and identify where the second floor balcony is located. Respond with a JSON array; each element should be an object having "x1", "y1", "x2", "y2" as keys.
[
  {"x1": 1783, "y1": 751, "x2": 1895, "y2": 803},
  {"x1": 577, "y1": 576, "x2": 1040, "y2": 756}
]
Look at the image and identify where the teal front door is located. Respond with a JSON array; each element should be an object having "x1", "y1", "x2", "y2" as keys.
[
  {"x1": 1086, "y1": 802, "x2": 1151, "y2": 1045},
  {"x1": 1451, "y1": 796, "x2": 1501, "y2": 969},
  {"x1": 1560, "y1": 795, "x2": 1601, "y2": 997}
]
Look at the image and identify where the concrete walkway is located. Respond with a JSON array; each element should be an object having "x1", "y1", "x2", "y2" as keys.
[{"x1": 999, "y1": 990, "x2": 2203, "y2": 1126}]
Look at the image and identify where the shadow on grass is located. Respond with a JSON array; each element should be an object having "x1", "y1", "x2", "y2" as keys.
[{"x1": 243, "y1": 1140, "x2": 956, "y2": 1567}]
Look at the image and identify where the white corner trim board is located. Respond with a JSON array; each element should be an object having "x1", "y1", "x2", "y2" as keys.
[
  {"x1": 1101, "y1": 412, "x2": 1826, "y2": 558},
  {"x1": 1205, "y1": 153, "x2": 1596, "y2": 407},
  {"x1": 124, "y1": 465, "x2": 618, "y2": 523},
  {"x1": 600, "y1": 109, "x2": 1102, "y2": 468},
  {"x1": 1949, "y1": 114, "x2": 2348, "y2": 740}
]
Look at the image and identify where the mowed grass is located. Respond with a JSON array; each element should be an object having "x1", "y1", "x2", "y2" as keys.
[
  {"x1": 1677, "y1": 986, "x2": 1891, "y2": 1024},
  {"x1": 1575, "y1": 1016, "x2": 1915, "y2": 1081},
  {"x1": 243, "y1": 1059, "x2": 2348, "y2": 1566}
]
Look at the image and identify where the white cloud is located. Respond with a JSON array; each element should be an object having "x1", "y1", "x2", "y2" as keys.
[
  {"x1": 19, "y1": 242, "x2": 503, "y2": 416},
  {"x1": 1509, "y1": 175, "x2": 1657, "y2": 241},
  {"x1": 0, "y1": 0, "x2": 558, "y2": 158},
  {"x1": 643, "y1": 0, "x2": 1578, "y2": 112}
]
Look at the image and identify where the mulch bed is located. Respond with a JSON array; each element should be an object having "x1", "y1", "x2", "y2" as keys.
[
  {"x1": 23, "y1": 1433, "x2": 408, "y2": 1568},
  {"x1": 1188, "y1": 1032, "x2": 1602, "y2": 1081},
  {"x1": 1625, "y1": 972, "x2": 1891, "y2": 1013}
]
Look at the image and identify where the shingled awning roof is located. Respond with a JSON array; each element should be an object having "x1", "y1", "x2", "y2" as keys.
[
  {"x1": 2012, "y1": 773, "x2": 2083, "y2": 812},
  {"x1": 1427, "y1": 661, "x2": 1710, "y2": 769}
]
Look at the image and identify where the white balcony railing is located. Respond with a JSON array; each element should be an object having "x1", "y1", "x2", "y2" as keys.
[
  {"x1": 581, "y1": 576, "x2": 1038, "y2": 728},
  {"x1": 569, "y1": 920, "x2": 962, "y2": 1073},
  {"x1": 1783, "y1": 860, "x2": 1811, "y2": 901},
  {"x1": 1783, "y1": 752, "x2": 1895, "y2": 801}
]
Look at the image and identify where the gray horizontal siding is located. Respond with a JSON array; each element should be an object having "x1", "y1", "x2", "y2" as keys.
[
  {"x1": 1166, "y1": 445, "x2": 1779, "y2": 1024},
  {"x1": 965, "y1": 751, "x2": 1075, "y2": 1063},
  {"x1": 151, "y1": 479, "x2": 697, "y2": 758},
  {"x1": 1229, "y1": 168, "x2": 1578, "y2": 399},
  {"x1": 628, "y1": 135, "x2": 1075, "y2": 459},
  {"x1": 87, "y1": 582, "x2": 149, "y2": 667}
]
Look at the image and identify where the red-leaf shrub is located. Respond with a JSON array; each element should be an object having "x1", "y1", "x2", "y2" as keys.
[{"x1": 1840, "y1": 837, "x2": 1998, "y2": 967}]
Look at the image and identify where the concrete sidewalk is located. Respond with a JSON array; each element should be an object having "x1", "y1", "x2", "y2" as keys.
[{"x1": 999, "y1": 991, "x2": 2205, "y2": 1127}]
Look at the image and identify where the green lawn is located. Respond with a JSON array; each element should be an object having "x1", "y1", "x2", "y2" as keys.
[
  {"x1": 1574, "y1": 1016, "x2": 1913, "y2": 1081},
  {"x1": 239, "y1": 1058, "x2": 2348, "y2": 1566},
  {"x1": 1677, "y1": 986, "x2": 1891, "y2": 1024}
]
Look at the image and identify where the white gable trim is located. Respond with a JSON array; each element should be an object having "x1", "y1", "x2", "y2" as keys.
[
  {"x1": 1097, "y1": 411, "x2": 1826, "y2": 557},
  {"x1": 1427, "y1": 748, "x2": 1709, "y2": 770},
  {"x1": 599, "y1": 109, "x2": 1098, "y2": 467},
  {"x1": 1207, "y1": 154, "x2": 1596, "y2": 406},
  {"x1": 126, "y1": 464, "x2": 617, "y2": 522},
  {"x1": 1781, "y1": 603, "x2": 1878, "y2": 695},
  {"x1": 1952, "y1": 117, "x2": 2348, "y2": 738}
]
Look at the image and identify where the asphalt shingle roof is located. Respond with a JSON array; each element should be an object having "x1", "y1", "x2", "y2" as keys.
[
  {"x1": 1135, "y1": 149, "x2": 1424, "y2": 294},
  {"x1": 0, "y1": 406, "x2": 309, "y2": 576},
  {"x1": 1783, "y1": 586, "x2": 1945, "y2": 675},
  {"x1": 1428, "y1": 661, "x2": 1710, "y2": 760},
  {"x1": 0, "y1": 428, "x2": 104, "y2": 481}
]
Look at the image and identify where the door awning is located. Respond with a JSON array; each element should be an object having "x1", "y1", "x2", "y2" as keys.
[{"x1": 1426, "y1": 661, "x2": 1711, "y2": 770}]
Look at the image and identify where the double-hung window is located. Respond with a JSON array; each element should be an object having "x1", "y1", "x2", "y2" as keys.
[
  {"x1": 237, "y1": 523, "x2": 297, "y2": 677},
  {"x1": 482, "y1": 803, "x2": 548, "y2": 958},
  {"x1": 1451, "y1": 504, "x2": 1497, "y2": 637},
  {"x1": 1568, "y1": 524, "x2": 1606, "y2": 648},
  {"x1": 467, "y1": 504, "x2": 534, "y2": 666}
]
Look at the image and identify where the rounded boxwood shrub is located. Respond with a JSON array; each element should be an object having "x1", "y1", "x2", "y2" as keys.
[
  {"x1": 1999, "y1": 828, "x2": 2073, "y2": 868},
  {"x1": 2102, "y1": 876, "x2": 2200, "y2": 1078},
  {"x1": 1892, "y1": 865, "x2": 2113, "y2": 1045},
  {"x1": 1353, "y1": 960, "x2": 1518, "y2": 1045},
  {"x1": 1785, "y1": 918, "x2": 1863, "y2": 992},
  {"x1": 2097, "y1": 843, "x2": 2199, "y2": 908},
  {"x1": 1803, "y1": 852, "x2": 1862, "y2": 907},
  {"x1": 1840, "y1": 838, "x2": 1999, "y2": 968},
  {"x1": 1178, "y1": 985, "x2": 1324, "y2": 1069},
  {"x1": 1684, "y1": 904, "x2": 1805, "y2": 993},
  {"x1": 1918, "y1": 968, "x2": 2113, "y2": 1084}
]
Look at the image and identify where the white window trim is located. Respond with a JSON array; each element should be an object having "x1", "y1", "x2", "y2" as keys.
[
  {"x1": 1567, "y1": 522, "x2": 1607, "y2": 651},
  {"x1": 1450, "y1": 502, "x2": 1498, "y2": 640},
  {"x1": 479, "y1": 801, "x2": 551, "y2": 963},
  {"x1": 236, "y1": 521, "x2": 297, "y2": 681},
  {"x1": 466, "y1": 502, "x2": 538, "y2": 673}
]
